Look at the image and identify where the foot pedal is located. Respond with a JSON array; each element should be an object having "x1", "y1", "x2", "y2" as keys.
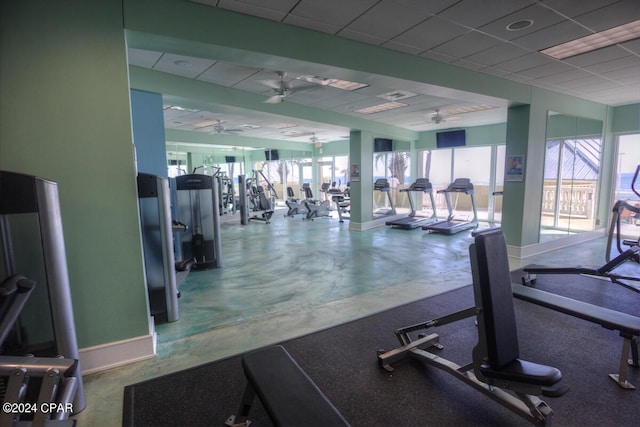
[{"x1": 542, "y1": 384, "x2": 569, "y2": 397}]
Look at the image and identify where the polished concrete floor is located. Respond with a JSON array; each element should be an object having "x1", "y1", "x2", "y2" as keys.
[{"x1": 72, "y1": 211, "x2": 637, "y2": 426}]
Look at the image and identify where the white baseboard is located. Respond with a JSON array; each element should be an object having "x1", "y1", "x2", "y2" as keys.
[
  {"x1": 79, "y1": 333, "x2": 156, "y2": 375},
  {"x1": 349, "y1": 216, "x2": 390, "y2": 231},
  {"x1": 507, "y1": 229, "x2": 605, "y2": 259}
]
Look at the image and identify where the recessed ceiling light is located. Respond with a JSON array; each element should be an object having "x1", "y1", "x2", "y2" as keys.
[
  {"x1": 506, "y1": 19, "x2": 534, "y2": 31},
  {"x1": 354, "y1": 101, "x2": 408, "y2": 114},
  {"x1": 540, "y1": 19, "x2": 640, "y2": 59}
]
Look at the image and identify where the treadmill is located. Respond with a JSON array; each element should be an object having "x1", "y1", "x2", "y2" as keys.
[
  {"x1": 423, "y1": 178, "x2": 478, "y2": 235},
  {"x1": 373, "y1": 178, "x2": 395, "y2": 216},
  {"x1": 386, "y1": 178, "x2": 438, "y2": 229}
]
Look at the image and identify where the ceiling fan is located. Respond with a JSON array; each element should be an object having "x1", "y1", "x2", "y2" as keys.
[
  {"x1": 430, "y1": 109, "x2": 461, "y2": 125},
  {"x1": 260, "y1": 71, "x2": 320, "y2": 104},
  {"x1": 211, "y1": 120, "x2": 244, "y2": 135},
  {"x1": 310, "y1": 132, "x2": 323, "y2": 147}
]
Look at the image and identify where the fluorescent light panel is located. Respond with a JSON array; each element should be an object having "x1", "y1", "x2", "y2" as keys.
[
  {"x1": 329, "y1": 80, "x2": 369, "y2": 91},
  {"x1": 163, "y1": 104, "x2": 199, "y2": 112},
  {"x1": 297, "y1": 75, "x2": 368, "y2": 91},
  {"x1": 354, "y1": 101, "x2": 408, "y2": 114},
  {"x1": 445, "y1": 104, "x2": 496, "y2": 115},
  {"x1": 269, "y1": 123, "x2": 297, "y2": 129},
  {"x1": 540, "y1": 19, "x2": 640, "y2": 59},
  {"x1": 192, "y1": 119, "x2": 221, "y2": 127}
]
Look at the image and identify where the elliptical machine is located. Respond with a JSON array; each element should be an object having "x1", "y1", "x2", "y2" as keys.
[{"x1": 606, "y1": 164, "x2": 640, "y2": 263}]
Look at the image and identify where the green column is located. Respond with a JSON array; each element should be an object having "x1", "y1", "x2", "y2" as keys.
[
  {"x1": 502, "y1": 104, "x2": 549, "y2": 248},
  {"x1": 348, "y1": 130, "x2": 374, "y2": 228}
]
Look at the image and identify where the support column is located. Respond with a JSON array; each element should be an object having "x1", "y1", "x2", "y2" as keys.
[
  {"x1": 502, "y1": 103, "x2": 550, "y2": 249},
  {"x1": 348, "y1": 130, "x2": 374, "y2": 229}
]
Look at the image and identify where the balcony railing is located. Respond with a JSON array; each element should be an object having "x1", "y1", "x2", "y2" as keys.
[{"x1": 542, "y1": 182, "x2": 596, "y2": 219}]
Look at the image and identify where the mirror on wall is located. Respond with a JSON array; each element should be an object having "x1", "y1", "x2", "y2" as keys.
[
  {"x1": 166, "y1": 143, "x2": 248, "y2": 218},
  {"x1": 166, "y1": 143, "x2": 314, "y2": 217},
  {"x1": 539, "y1": 111, "x2": 603, "y2": 242}
]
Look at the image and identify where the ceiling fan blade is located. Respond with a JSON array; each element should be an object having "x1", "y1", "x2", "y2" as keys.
[
  {"x1": 260, "y1": 79, "x2": 284, "y2": 89},
  {"x1": 264, "y1": 95, "x2": 284, "y2": 104}
]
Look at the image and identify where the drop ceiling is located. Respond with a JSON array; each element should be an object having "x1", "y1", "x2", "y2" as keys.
[{"x1": 127, "y1": 0, "x2": 640, "y2": 146}]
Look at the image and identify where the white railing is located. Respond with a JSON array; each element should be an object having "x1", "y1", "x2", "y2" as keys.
[{"x1": 542, "y1": 183, "x2": 596, "y2": 218}]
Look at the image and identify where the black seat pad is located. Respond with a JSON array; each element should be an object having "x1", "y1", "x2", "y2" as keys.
[
  {"x1": 242, "y1": 345, "x2": 349, "y2": 427},
  {"x1": 480, "y1": 358, "x2": 562, "y2": 387}
]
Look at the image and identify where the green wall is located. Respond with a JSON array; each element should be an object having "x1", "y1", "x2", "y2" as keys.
[
  {"x1": 612, "y1": 104, "x2": 640, "y2": 133},
  {"x1": 0, "y1": 0, "x2": 150, "y2": 348}
]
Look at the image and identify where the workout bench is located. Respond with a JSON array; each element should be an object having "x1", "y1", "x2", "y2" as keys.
[
  {"x1": 226, "y1": 345, "x2": 349, "y2": 427},
  {"x1": 512, "y1": 283, "x2": 640, "y2": 389},
  {"x1": 377, "y1": 230, "x2": 562, "y2": 425}
]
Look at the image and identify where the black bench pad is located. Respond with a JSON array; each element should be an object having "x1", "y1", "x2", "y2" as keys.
[
  {"x1": 512, "y1": 283, "x2": 640, "y2": 336},
  {"x1": 242, "y1": 345, "x2": 349, "y2": 427},
  {"x1": 480, "y1": 358, "x2": 562, "y2": 386}
]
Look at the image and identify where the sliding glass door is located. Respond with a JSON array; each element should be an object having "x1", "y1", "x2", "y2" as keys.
[{"x1": 540, "y1": 112, "x2": 603, "y2": 241}]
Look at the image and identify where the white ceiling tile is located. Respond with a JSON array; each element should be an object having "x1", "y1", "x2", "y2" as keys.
[
  {"x1": 153, "y1": 53, "x2": 216, "y2": 78},
  {"x1": 512, "y1": 20, "x2": 592, "y2": 51},
  {"x1": 130, "y1": 0, "x2": 640, "y2": 144},
  {"x1": 381, "y1": 40, "x2": 426, "y2": 55},
  {"x1": 430, "y1": 31, "x2": 503, "y2": 58},
  {"x1": 601, "y1": 65, "x2": 640, "y2": 79},
  {"x1": 437, "y1": 0, "x2": 536, "y2": 28},
  {"x1": 216, "y1": 0, "x2": 297, "y2": 21},
  {"x1": 391, "y1": 0, "x2": 459, "y2": 15},
  {"x1": 419, "y1": 50, "x2": 458, "y2": 63},
  {"x1": 539, "y1": 0, "x2": 622, "y2": 18},
  {"x1": 343, "y1": 0, "x2": 431, "y2": 40},
  {"x1": 537, "y1": 69, "x2": 597, "y2": 85},
  {"x1": 463, "y1": 43, "x2": 530, "y2": 66},
  {"x1": 563, "y1": 45, "x2": 631, "y2": 67},
  {"x1": 282, "y1": 14, "x2": 342, "y2": 35},
  {"x1": 337, "y1": 29, "x2": 387, "y2": 46},
  {"x1": 572, "y1": 0, "x2": 640, "y2": 32},
  {"x1": 391, "y1": 16, "x2": 468, "y2": 51},
  {"x1": 479, "y1": 4, "x2": 566, "y2": 41},
  {"x1": 493, "y1": 52, "x2": 554, "y2": 73},
  {"x1": 288, "y1": 0, "x2": 379, "y2": 29},
  {"x1": 515, "y1": 60, "x2": 577, "y2": 79},
  {"x1": 583, "y1": 55, "x2": 640, "y2": 74},
  {"x1": 197, "y1": 62, "x2": 262, "y2": 87},
  {"x1": 621, "y1": 38, "x2": 640, "y2": 55},
  {"x1": 127, "y1": 48, "x2": 162, "y2": 68}
]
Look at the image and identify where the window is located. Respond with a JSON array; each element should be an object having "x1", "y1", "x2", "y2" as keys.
[
  {"x1": 420, "y1": 146, "x2": 505, "y2": 223},
  {"x1": 373, "y1": 151, "x2": 410, "y2": 215},
  {"x1": 540, "y1": 137, "x2": 602, "y2": 238}
]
